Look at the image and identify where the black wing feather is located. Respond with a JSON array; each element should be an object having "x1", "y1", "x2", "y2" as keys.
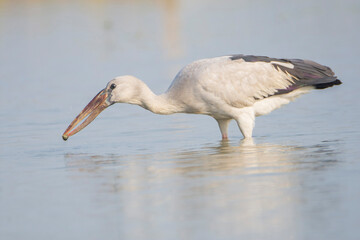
[{"x1": 230, "y1": 54, "x2": 342, "y2": 95}]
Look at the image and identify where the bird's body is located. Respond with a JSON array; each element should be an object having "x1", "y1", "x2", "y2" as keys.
[{"x1": 62, "y1": 54, "x2": 341, "y2": 141}]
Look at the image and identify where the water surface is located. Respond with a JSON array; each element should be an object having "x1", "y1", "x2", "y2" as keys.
[{"x1": 1, "y1": 0, "x2": 360, "y2": 239}]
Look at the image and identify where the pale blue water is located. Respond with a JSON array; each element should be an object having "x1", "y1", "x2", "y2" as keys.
[{"x1": 1, "y1": 0, "x2": 360, "y2": 239}]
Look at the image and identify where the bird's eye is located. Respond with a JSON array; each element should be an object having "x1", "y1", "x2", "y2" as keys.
[{"x1": 110, "y1": 83, "x2": 116, "y2": 90}]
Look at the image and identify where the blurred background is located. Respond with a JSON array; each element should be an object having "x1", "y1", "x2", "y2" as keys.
[{"x1": 1, "y1": 0, "x2": 360, "y2": 239}]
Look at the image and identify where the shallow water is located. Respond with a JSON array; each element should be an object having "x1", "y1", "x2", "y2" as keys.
[{"x1": 1, "y1": 0, "x2": 360, "y2": 239}]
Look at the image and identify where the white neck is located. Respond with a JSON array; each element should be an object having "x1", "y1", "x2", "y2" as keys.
[{"x1": 132, "y1": 82, "x2": 184, "y2": 115}]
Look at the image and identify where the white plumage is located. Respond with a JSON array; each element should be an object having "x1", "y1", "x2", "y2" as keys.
[{"x1": 62, "y1": 55, "x2": 341, "y2": 141}]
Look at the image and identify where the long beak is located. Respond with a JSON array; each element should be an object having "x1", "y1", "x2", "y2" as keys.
[{"x1": 62, "y1": 89, "x2": 110, "y2": 141}]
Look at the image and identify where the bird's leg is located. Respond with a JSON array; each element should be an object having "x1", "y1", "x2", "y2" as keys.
[
  {"x1": 240, "y1": 138, "x2": 255, "y2": 146},
  {"x1": 235, "y1": 110, "x2": 255, "y2": 139},
  {"x1": 216, "y1": 119, "x2": 231, "y2": 140}
]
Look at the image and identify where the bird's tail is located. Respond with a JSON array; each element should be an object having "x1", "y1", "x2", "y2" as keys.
[{"x1": 314, "y1": 79, "x2": 342, "y2": 89}]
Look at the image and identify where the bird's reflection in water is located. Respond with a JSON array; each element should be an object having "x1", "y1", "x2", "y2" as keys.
[
  {"x1": 64, "y1": 138, "x2": 339, "y2": 190},
  {"x1": 64, "y1": 140, "x2": 340, "y2": 238}
]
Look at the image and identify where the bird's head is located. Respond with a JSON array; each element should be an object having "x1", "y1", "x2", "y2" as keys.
[
  {"x1": 62, "y1": 75, "x2": 141, "y2": 141},
  {"x1": 107, "y1": 75, "x2": 144, "y2": 104}
]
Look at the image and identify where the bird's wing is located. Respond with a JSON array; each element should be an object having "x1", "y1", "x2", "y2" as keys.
[{"x1": 198, "y1": 55, "x2": 339, "y2": 108}]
